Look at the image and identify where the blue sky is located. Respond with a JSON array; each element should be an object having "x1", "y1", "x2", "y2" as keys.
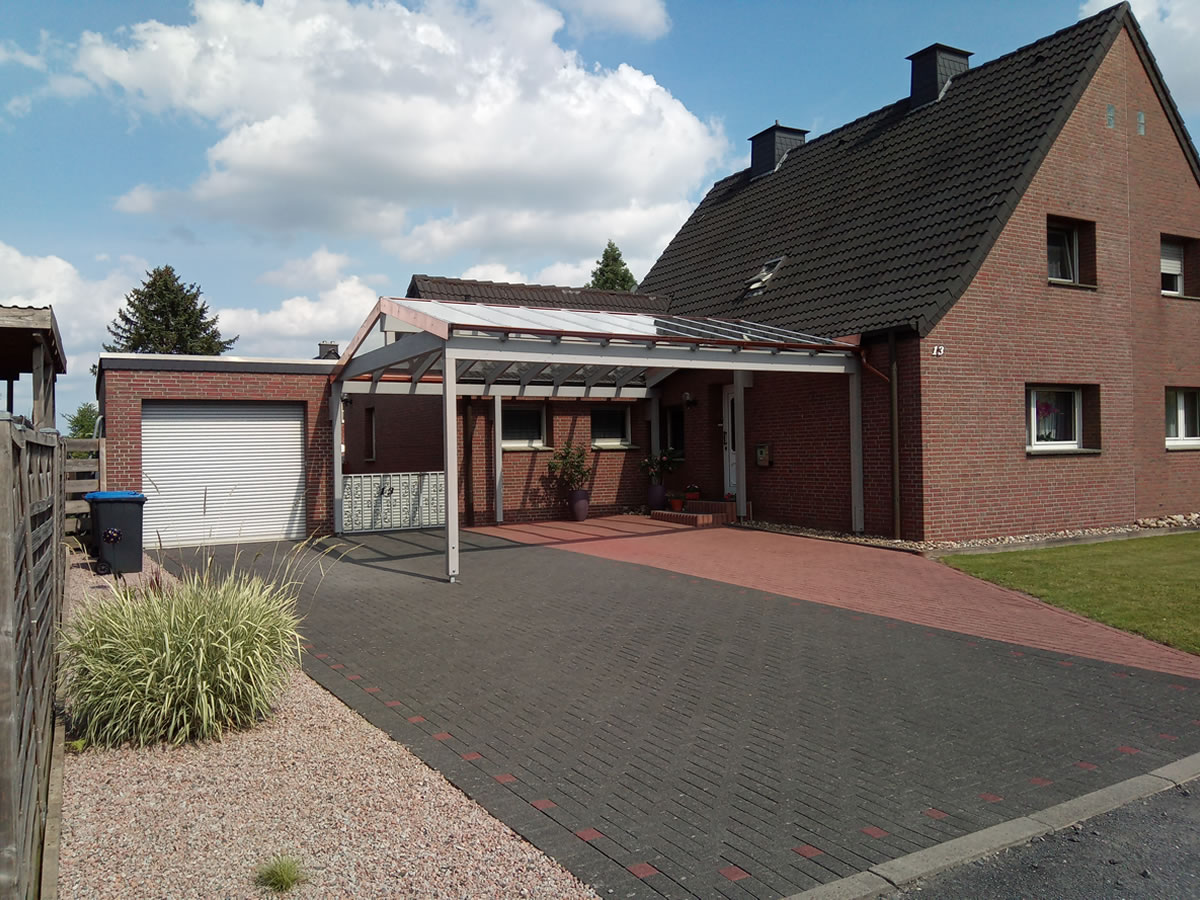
[{"x1": 2, "y1": 0, "x2": 1197, "y2": 418}]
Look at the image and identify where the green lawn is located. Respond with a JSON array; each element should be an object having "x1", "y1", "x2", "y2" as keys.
[{"x1": 944, "y1": 532, "x2": 1200, "y2": 656}]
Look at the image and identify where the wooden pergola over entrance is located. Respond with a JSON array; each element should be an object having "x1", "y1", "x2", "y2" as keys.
[
  {"x1": 0, "y1": 306, "x2": 66, "y2": 430},
  {"x1": 333, "y1": 297, "x2": 865, "y2": 582}
]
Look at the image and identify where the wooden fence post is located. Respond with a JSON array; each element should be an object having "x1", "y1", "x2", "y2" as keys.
[{"x1": 0, "y1": 419, "x2": 20, "y2": 895}]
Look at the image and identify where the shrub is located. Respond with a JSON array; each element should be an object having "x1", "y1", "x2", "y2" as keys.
[
  {"x1": 59, "y1": 565, "x2": 303, "y2": 747},
  {"x1": 546, "y1": 440, "x2": 591, "y2": 491},
  {"x1": 254, "y1": 855, "x2": 306, "y2": 892}
]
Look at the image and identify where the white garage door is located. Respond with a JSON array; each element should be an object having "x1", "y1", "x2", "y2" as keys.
[{"x1": 141, "y1": 402, "x2": 307, "y2": 548}]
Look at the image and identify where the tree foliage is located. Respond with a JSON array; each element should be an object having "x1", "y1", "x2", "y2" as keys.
[
  {"x1": 587, "y1": 240, "x2": 637, "y2": 292},
  {"x1": 66, "y1": 401, "x2": 99, "y2": 439},
  {"x1": 103, "y1": 266, "x2": 237, "y2": 357}
]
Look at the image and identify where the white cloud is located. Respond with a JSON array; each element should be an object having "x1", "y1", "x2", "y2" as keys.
[
  {"x1": 0, "y1": 40, "x2": 45, "y2": 71},
  {"x1": 460, "y1": 263, "x2": 529, "y2": 283},
  {"x1": 259, "y1": 246, "x2": 352, "y2": 289},
  {"x1": 552, "y1": 0, "x2": 670, "y2": 39},
  {"x1": 0, "y1": 241, "x2": 147, "y2": 410},
  {"x1": 215, "y1": 275, "x2": 377, "y2": 359},
  {"x1": 52, "y1": 0, "x2": 724, "y2": 271},
  {"x1": 1082, "y1": 0, "x2": 1200, "y2": 116}
]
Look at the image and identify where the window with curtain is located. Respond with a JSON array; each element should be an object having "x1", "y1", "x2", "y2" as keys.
[
  {"x1": 1161, "y1": 239, "x2": 1185, "y2": 295},
  {"x1": 1166, "y1": 388, "x2": 1200, "y2": 446},
  {"x1": 1027, "y1": 387, "x2": 1081, "y2": 449}
]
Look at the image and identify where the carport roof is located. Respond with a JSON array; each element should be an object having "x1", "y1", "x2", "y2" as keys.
[{"x1": 333, "y1": 297, "x2": 860, "y2": 393}]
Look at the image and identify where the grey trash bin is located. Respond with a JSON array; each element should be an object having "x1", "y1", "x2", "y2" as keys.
[{"x1": 84, "y1": 491, "x2": 147, "y2": 575}]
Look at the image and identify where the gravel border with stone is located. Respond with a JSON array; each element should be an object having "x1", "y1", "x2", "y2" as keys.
[{"x1": 58, "y1": 553, "x2": 598, "y2": 899}]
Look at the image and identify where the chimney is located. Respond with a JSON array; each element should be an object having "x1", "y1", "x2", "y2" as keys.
[
  {"x1": 317, "y1": 341, "x2": 339, "y2": 359},
  {"x1": 906, "y1": 43, "x2": 971, "y2": 107},
  {"x1": 749, "y1": 122, "x2": 809, "y2": 179}
]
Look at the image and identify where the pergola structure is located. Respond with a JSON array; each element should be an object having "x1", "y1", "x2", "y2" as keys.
[
  {"x1": 0, "y1": 306, "x2": 66, "y2": 429},
  {"x1": 331, "y1": 297, "x2": 866, "y2": 582}
]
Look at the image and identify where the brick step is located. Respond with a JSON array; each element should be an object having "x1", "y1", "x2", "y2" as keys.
[
  {"x1": 651, "y1": 510, "x2": 733, "y2": 528},
  {"x1": 684, "y1": 499, "x2": 736, "y2": 515}
]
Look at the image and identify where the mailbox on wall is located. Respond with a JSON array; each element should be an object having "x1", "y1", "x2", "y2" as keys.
[{"x1": 755, "y1": 443, "x2": 771, "y2": 467}]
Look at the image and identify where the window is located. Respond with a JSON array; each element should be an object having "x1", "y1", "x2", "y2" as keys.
[
  {"x1": 1166, "y1": 389, "x2": 1200, "y2": 447},
  {"x1": 364, "y1": 406, "x2": 376, "y2": 462},
  {"x1": 1047, "y1": 217, "x2": 1096, "y2": 286},
  {"x1": 590, "y1": 407, "x2": 631, "y2": 449},
  {"x1": 1161, "y1": 239, "x2": 1185, "y2": 295},
  {"x1": 743, "y1": 256, "x2": 785, "y2": 297},
  {"x1": 1027, "y1": 387, "x2": 1082, "y2": 450},
  {"x1": 665, "y1": 405, "x2": 685, "y2": 457},
  {"x1": 501, "y1": 404, "x2": 546, "y2": 449}
]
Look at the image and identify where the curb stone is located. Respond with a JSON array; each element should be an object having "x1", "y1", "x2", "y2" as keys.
[{"x1": 782, "y1": 762, "x2": 1200, "y2": 900}]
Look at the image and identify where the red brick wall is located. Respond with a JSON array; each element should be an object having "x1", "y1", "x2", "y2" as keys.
[
  {"x1": 656, "y1": 371, "x2": 731, "y2": 498},
  {"x1": 919, "y1": 28, "x2": 1200, "y2": 539},
  {"x1": 343, "y1": 394, "x2": 444, "y2": 474},
  {"x1": 455, "y1": 398, "x2": 651, "y2": 524},
  {"x1": 100, "y1": 368, "x2": 334, "y2": 535},
  {"x1": 861, "y1": 336, "x2": 924, "y2": 539}
]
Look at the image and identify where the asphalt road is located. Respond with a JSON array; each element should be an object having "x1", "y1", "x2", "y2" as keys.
[{"x1": 890, "y1": 787, "x2": 1199, "y2": 899}]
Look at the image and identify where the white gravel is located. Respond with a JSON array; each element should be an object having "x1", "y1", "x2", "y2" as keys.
[
  {"x1": 58, "y1": 554, "x2": 599, "y2": 900},
  {"x1": 734, "y1": 511, "x2": 1200, "y2": 554}
]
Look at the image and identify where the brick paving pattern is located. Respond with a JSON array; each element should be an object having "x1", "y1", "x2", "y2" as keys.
[{"x1": 195, "y1": 526, "x2": 1200, "y2": 900}]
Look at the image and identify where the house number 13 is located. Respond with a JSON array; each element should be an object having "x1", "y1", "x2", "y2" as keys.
[{"x1": 931, "y1": 345, "x2": 945, "y2": 357}]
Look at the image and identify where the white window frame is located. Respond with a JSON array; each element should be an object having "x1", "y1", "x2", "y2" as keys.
[
  {"x1": 590, "y1": 405, "x2": 633, "y2": 450},
  {"x1": 1047, "y1": 224, "x2": 1079, "y2": 284},
  {"x1": 1166, "y1": 388, "x2": 1200, "y2": 448},
  {"x1": 501, "y1": 403, "x2": 548, "y2": 450},
  {"x1": 1027, "y1": 386, "x2": 1083, "y2": 450},
  {"x1": 1161, "y1": 239, "x2": 1185, "y2": 296}
]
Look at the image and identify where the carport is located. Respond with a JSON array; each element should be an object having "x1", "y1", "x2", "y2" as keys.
[{"x1": 331, "y1": 297, "x2": 866, "y2": 581}]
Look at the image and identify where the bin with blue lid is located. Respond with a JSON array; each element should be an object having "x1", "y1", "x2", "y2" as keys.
[{"x1": 83, "y1": 491, "x2": 147, "y2": 575}]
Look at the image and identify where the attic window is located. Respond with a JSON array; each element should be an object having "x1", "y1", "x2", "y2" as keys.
[{"x1": 744, "y1": 256, "x2": 785, "y2": 296}]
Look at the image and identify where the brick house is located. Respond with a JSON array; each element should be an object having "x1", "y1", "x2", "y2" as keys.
[{"x1": 99, "y1": 3, "x2": 1200, "y2": 552}]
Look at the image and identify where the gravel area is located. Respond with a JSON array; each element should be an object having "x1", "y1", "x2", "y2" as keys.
[
  {"x1": 58, "y1": 552, "x2": 598, "y2": 900},
  {"x1": 733, "y1": 511, "x2": 1200, "y2": 554}
]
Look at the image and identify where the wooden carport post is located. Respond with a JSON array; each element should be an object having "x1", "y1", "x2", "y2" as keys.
[{"x1": 443, "y1": 351, "x2": 460, "y2": 582}]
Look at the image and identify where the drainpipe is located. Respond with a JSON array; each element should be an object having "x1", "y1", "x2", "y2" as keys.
[{"x1": 888, "y1": 330, "x2": 902, "y2": 539}]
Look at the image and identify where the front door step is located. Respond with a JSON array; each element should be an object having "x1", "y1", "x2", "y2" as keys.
[{"x1": 650, "y1": 509, "x2": 734, "y2": 528}]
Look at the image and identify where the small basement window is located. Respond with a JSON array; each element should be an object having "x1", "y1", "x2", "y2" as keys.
[
  {"x1": 1161, "y1": 238, "x2": 1185, "y2": 295},
  {"x1": 591, "y1": 407, "x2": 631, "y2": 449},
  {"x1": 1047, "y1": 217, "x2": 1096, "y2": 286},
  {"x1": 501, "y1": 404, "x2": 546, "y2": 449},
  {"x1": 1027, "y1": 387, "x2": 1082, "y2": 450},
  {"x1": 1166, "y1": 388, "x2": 1200, "y2": 447}
]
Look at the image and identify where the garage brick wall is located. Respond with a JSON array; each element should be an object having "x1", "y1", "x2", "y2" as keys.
[{"x1": 100, "y1": 367, "x2": 334, "y2": 536}]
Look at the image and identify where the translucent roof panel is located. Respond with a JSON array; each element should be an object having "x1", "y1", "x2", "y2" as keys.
[{"x1": 383, "y1": 297, "x2": 847, "y2": 348}]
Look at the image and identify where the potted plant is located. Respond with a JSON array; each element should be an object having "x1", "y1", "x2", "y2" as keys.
[
  {"x1": 684, "y1": 483, "x2": 701, "y2": 501},
  {"x1": 547, "y1": 440, "x2": 592, "y2": 521},
  {"x1": 667, "y1": 491, "x2": 685, "y2": 512},
  {"x1": 640, "y1": 447, "x2": 682, "y2": 511}
]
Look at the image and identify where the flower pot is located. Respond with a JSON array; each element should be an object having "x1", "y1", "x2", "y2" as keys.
[
  {"x1": 567, "y1": 489, "x2": 590, "y2": 521},
  {"x1": 668, "y1": 498, "x2": 684, "y2": 512},
  {"x1": 647, "y1": 484, "x2": 667, "y2": 511}
]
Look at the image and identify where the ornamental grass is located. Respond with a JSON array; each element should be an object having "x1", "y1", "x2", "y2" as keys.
[{"x1": 59, "y1": 552, "x2": 315, "y2": 748}]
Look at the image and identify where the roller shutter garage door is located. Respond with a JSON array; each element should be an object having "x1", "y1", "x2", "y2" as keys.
[{"x1": 141, "y1": 402, "x2": 307, "y2": 547}]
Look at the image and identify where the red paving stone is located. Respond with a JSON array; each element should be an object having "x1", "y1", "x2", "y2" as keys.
[
  {"x1": 469, "y1": 517, "x2": 1200, "y2": 679},
  {"x1": 923, "y1": 808, "x2": 949, "y2": 819},
  {"x1": 794, "y1": 844, "x2": 824, "y2": 857},
  {"x1": 575, "y1": 828, "x2": 603, "y2": 842},
  {"x1": 627, "y1": 863, "x2": 659, "y2": 878},
  {"x1": 861, "y1": 826, "x2": 889, "y2": 838},
  {"x1": 719, "y1": 865, "x2": 751, "y2": 882},
  {"x1": 531, "y1": 799, "x2": 557, "y2": 810}
]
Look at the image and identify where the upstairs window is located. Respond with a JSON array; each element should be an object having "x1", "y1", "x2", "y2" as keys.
[
  {"x1": 1027, "y1": 387, "x2": 1082, "y2": 450},
  {"x1": 1161, "y1": 238, "x2": 1185, "y2": 295},
  {"x1": 1047, "y1": 217, "x2": 1096, "y2": 286},
  {"x1": 1166, "y1": 388, "x2": 1200, "y2": 447},
  {"x1": 501, "y1": 404, "x2": 546, "y2": 449},
  {"x1": 590, "y1": 407, "x2": 631, "y2": 449},
  {"x1": 743, "y1": 256, "x2": 785, "y2": 297}
]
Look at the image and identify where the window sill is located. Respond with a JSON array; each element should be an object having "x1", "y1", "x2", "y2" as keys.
[
  {"x1": 1047, "y1": 279, "x2": 1098, "y2": 291},
  {"x1": 1026, "y1": 447, "x2": 1102, "y2": 456},
  {"x1": 591, "y1": 443, "x2": 638, "y2": 451},
  {"x1": 1166, "y1": 442, "x2": 1200, "y2": 451},
  {"x1": 501, "y1": 444, "x2": 551, "y2": 452},
  {"x1": 1162, "y1": 292, "x2": 1200, "y2": 301}
]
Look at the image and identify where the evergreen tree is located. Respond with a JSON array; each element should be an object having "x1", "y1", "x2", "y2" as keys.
[
  {"x1": 66, "y1": 401, "x2": 99, "y2": 439},
  {"x1": 102, "y1": 266, "x2": 237, "y2": 357},
  {"x1": 587, "y1": 240, "x2": 637, "y2": 291}
]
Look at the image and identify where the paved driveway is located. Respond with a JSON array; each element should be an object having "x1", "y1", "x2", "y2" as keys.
[{"x1": 203, "y1": 523, "x2": 1200, "y2": 899}]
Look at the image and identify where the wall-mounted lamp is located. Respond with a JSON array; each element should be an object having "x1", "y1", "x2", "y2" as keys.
[
  {"x1": 341, "y1": 393, "x2": 353, "y2": 406},
  {"x1": 681, "y1": 391, "x2": 697, "y2": 408}
]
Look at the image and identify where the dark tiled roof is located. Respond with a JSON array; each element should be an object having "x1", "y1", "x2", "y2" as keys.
[
  {"x1": 638, "y1": 3, "x2": 1187, "y2": 338},
  {"x1": 407, "y1": 275, "x2": 668, "y2": 314}
]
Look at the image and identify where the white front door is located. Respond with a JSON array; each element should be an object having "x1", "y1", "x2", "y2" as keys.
[{"x1": 722, "y1": 384, "x2": 737, "y2": 497}]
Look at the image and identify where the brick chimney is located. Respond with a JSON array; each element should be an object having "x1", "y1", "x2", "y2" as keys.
[
  {"x1": 749, "y1": 123, "x2": 809, "y2": 179},
  {"x1": 906, "y1": 43, "x2": 971, "y2": 107},
  {"x1": 317, "y1": 341, "x2": 339, "y2": 359}
]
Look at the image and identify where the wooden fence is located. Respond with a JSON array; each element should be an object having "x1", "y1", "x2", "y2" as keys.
[
  {"x1": 0, "y1": 416, "x2": 65, "y2": 899},
  {"x1": 63, "y1": 438, "x2": 104, "y2": 539}
]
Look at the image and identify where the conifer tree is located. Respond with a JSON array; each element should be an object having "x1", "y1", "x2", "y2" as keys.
[
  {"x1": 103, "y1": 266, "x2": 237, "y2": 357},
  {"x1": 587, "y1": 240, "x2": 637, "y2": 291}
]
